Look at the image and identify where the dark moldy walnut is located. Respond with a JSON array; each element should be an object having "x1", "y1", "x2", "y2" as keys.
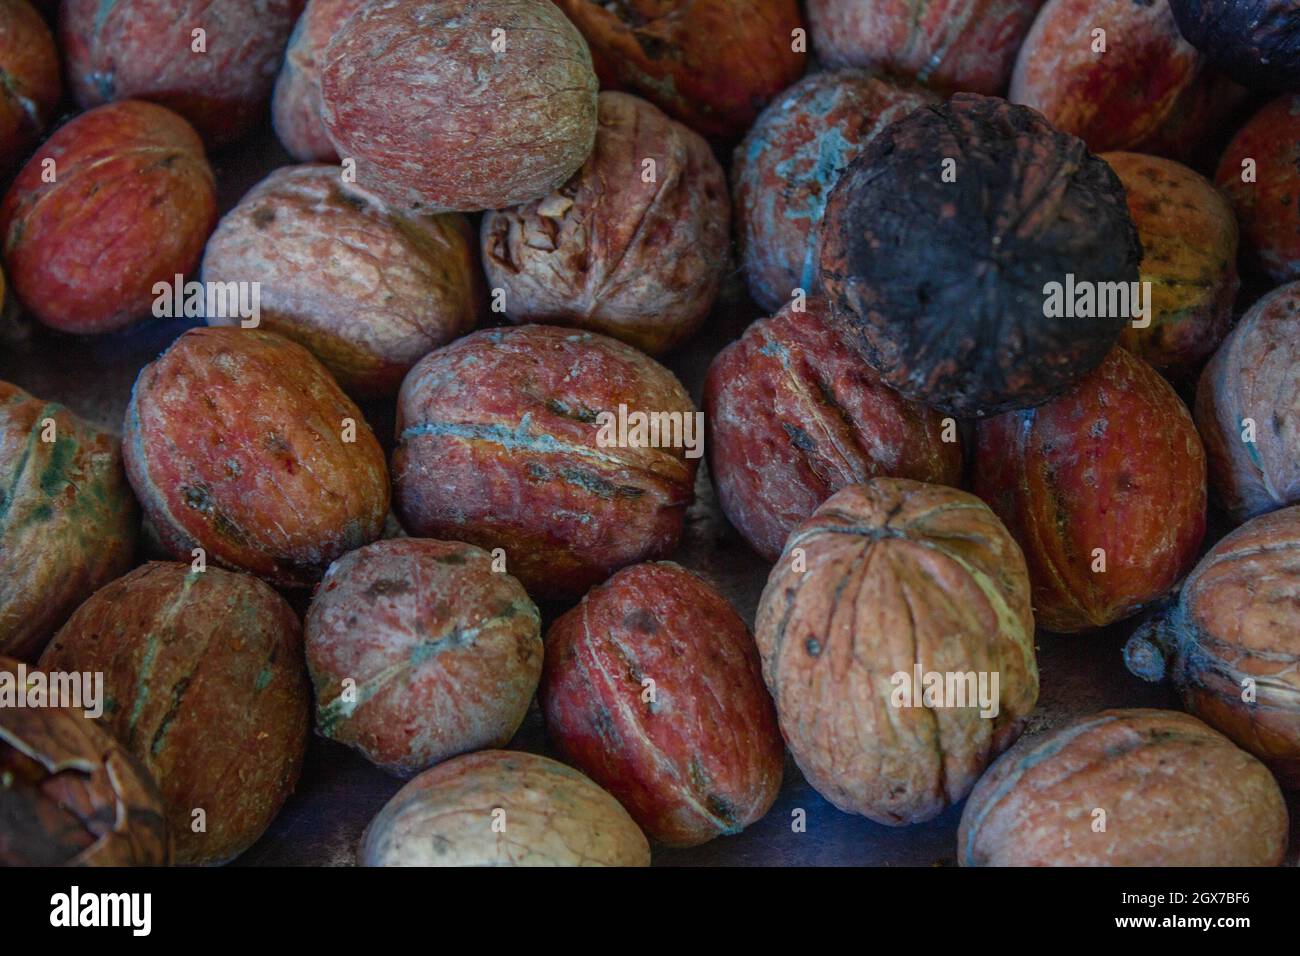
[
  {"x1": 0, "y1": 381, "x2": 138, "y2": 662},
  {"x1": 0, "y1": 0, "x2": 60, "y2": 171},
  {"x1": 359, "y1": 750, "x2": 651, "y2": 866},
  {"x1": 973, "y1": 348, "x2": 1206, "y2": 633},
  {"x1": 482, "y1": 92, "x2": 728, "y2": 357},
  {"x1": 704, "y1": 298, "x2": 963, "y2": 563},
  {"x1": 0, "y1": 100, "x2": 217, "y2": 336},
  {"x1": 1170, "y1": 0, "x2": 1300, "y2": 92},
  {"x1": 392, "y1": 325, "x2": 698, "y2": 604},
  {"x1": 305, "y1": 538, "x2": 542, "y2": 778},
  {"x1": 754, "y1": 479, "x2": 1038, "y2": 825},
  {"x1": 732, "y1": 69, "x2": 937, "y2": 314},
  {"x1": 123, "y1": 327, "x2": 389, "y2": 588},
  {"x1": 817, "y1": 93, "x2": 1142, "y2": 417},
  {"x1": 60, "y1": 0, "x2": 304, "y2": 147},
  {"x1": 959, "y1": 709, "x2": 1289, "y2": 866},
  {"x1": 202, "y1": 164, "x2": 483, "y2": 398},
  {"x1": 1195, "y1": 283, "x2": 1300, "y2": 521},
  {"x1": 1125, "y1": 506, "x2": 1300, "y2": 788},
  {"x1": 1010, "y1": 0, "x2": 1202, "y2": 153},
  {"x1": 541, "y1": 562, "x2": 783, "y2": 847},
  {"x1": 1101, "y1": 152, "x2": 1239, "y2": 380},
  {"x1": 1216, "y1": 94, "x2": 1300, "y2": 285},
  {"x1": 39, "y1": 562, "x2": 310, "y2": 865},
  {"x1": 552, "y1": 0, "x2": 806, "y2": 141},
  {"x1": 806, "y1": 0, "x2": 1043, "y2": 96},
  {"x1": 321, "y1": 0, "x2": 598, "y2": 213},
  {"x1": 0, "y1": 657, "x2": 170, "y2": 866},
  {"x1": 271, "y1": 0, "x2": 367, "y2": 162}
]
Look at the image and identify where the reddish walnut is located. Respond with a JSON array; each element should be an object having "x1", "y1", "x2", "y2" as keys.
[
  {"x1": 202, "y1": 164, "x2": 483, "y2": 398},
  {"x1": 0, "y1": 382, "x2": 138, "y2": 662},
  {"x1": 123, "y1": 327, "x2": 389, "y2": 588},
  {"x1": 60, "y1": 0, "x2": 303, "y2": 147},
  {"x1": 0, "y1": 0, "x2": 60, "y2": 170},
  {"x1": 1131, "y1": 69, "x2": 1250, "y2": 170},
  {"x1": 553, "y1": 0, "x2": 805, "y2": 141},
  {"x1": 305, "y1": 538, "x2": 542, "y2": 778},
  {"x1": 807, "y1": 0, "x2": 1042, "y2": 96},
  {"x1": 1195, "y1": 283, "x2": 1300, "y2": 520},
  {"x1": 40, "y1": 562, "x2": 310, "y2": 865},
  {"x1": 973, "y1": 348, "x2": 1206, "y2": 633},
  {"x1": 704, "y1": 298, "x2": 963, "y2": 563},
  {"x1": 1102, "y1": 152, "x2": 1239, "y2": 380},
  {"x1": 1216, "y1": 94, "x2": 1300, "y2": 284},
  {"x1": 1125, "y1": 507, "x2": 1300, "y2": 788},
  {"x1": 1010, "y1": 0, "x2": 1202, "y2": 152},
  {"x1": 321, "y1": 0, "x2": 598, "y2": 213},
  {"x1": 393, "y1": 325, "x2": 698, "y2": 603},
  {"x1": 0, "y1": 657, "x2": 170, "y2": 866},
  {"x1": 360, "y1": 750, "x2": 650, "y2": 866},
  {"x1": 732, "y1": 70, "x2": 937, "y2": 313},
  {"x1": 755, "y1": 479, "x2": 1038, "y2": 825},
  {"x1": 0, "y1": 100, "x2": 217, "y2": 335},
  {"x1": 482, "y1": 92, "x2": 728, "y2": 357},
  {"x1": 960, "y1": 709, "x2": 1289, "y2": 866},
  {"x1": 271, "y1": 0, "x2": 366, "y2": 161},
  {"x1": 541, "y1": 562, "x2": 783, "y2": 847}
]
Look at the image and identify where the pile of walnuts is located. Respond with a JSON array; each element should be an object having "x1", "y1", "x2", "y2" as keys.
[{"x1": 0, "y1": 0, "x2": 1297, "y2": 868}]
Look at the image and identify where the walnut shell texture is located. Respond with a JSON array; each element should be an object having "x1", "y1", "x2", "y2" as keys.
[
  {"x1": 1195, "y1": 282, "x2": 1300, "y2": 521},
  {"x1": 541, "y1": 562, "x2": 783, "y2": 847},
  {"x1": 202, "y1": 163, "x2": 482, "y2": 398},
  {"x1": 0, "y1": 657, "x2": 170, "y2": 866},
  {"x1": 732, "y1": 69, "x2": 938, "y2": 313},
  {"x1": 393, "y1": 325, "x2": 698, "y2": 603},
  {"x1": 321, "y1": 0, "x2": 598, "y2": 213},
  {"x1": 60, "y1": 0, "x2": 302, "y2": 147},
  {"x1": 973, "y1": 347, "x2": 1207, "y2": 633},
  {"x1": 755, "y1": 478, "x2": 1038, "y2": 824},
  {"x1": 1124, "y1": 506, "x2": 1300, "y2": 788},
  {"x1": 39, "y1": 562, "x2": 310, "y2": 865},
  {"x1": 0, "y1": 100, "x2": 217, "y2": 335},
  {"x1": 817, "y1": 93, "x2": 1141, "y2": 417},
  {"x1": 959, "y1": 709, "x2": 1290, "y2": 866},
  {"x1": 305, "y1": 538, "x2": 542, "y2": 777},
  {"x1": 1010, "y1": 0, "x2": 1202, "y2": 152},
  {"x1": 359, "y1": 749, "x2": 651, "y2": 866},
  {"x1": 705, "y1": 298, "x2": 963, "y2": 562},
  {"x1": 482, "y1": 91, "x2": 728, "y2": 357},
  {"x1": 123, "y1": 327, "x2": 389, "y2": 588},
  {"x1": 0, "y1": 381, "x2": 139, "y2": 661},
  {"x1": 807, "y1": 0, "x2": 1043, "y2": 96}
]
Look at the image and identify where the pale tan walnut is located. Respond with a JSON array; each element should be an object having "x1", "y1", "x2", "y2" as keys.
[
  {"x1": 359, "y1": 750, "x2": 651, "y2": 866},
  {"x1": 958, "y1": 709, "x2": 1289, "y2": 866},
  {"x1": 754, "y1": 478, "x2": 1038, "y2": 825},
  {"x1": 202, "y1": 164, "x2": 483, "y2": 398},
  {"x1": 482, "y1": 92, "x2": 730, "y2": 357}
]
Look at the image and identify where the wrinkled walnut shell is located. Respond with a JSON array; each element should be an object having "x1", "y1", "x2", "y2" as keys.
[
  {"x1": 305, "y1": 538, "x2": 542, "y2": 777},
  {"x1": 0, "y1": 656, "x2": 170, "y2": 866},
  {"x1": 959, "y1": 709, "x2": 1289, "y2": 865},
  {"x1": 40, "y1": 562, "x2": 310, "y2": 865},
  {"x1": 1124, "y1": 506, "x2": 1300, "y2": 788},
  {"x1": 359, "y1": 750, "x2": 651, "y2": 866},
  {"x1": 482, "y1": 92, "x2": 728, "y2": 357},
  {"x1": 542, "y1": 562, "x2": 783, "y2": 847},
  {"x1": 755, "y1": 478, "x2": 1038, "y2": 824}
]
